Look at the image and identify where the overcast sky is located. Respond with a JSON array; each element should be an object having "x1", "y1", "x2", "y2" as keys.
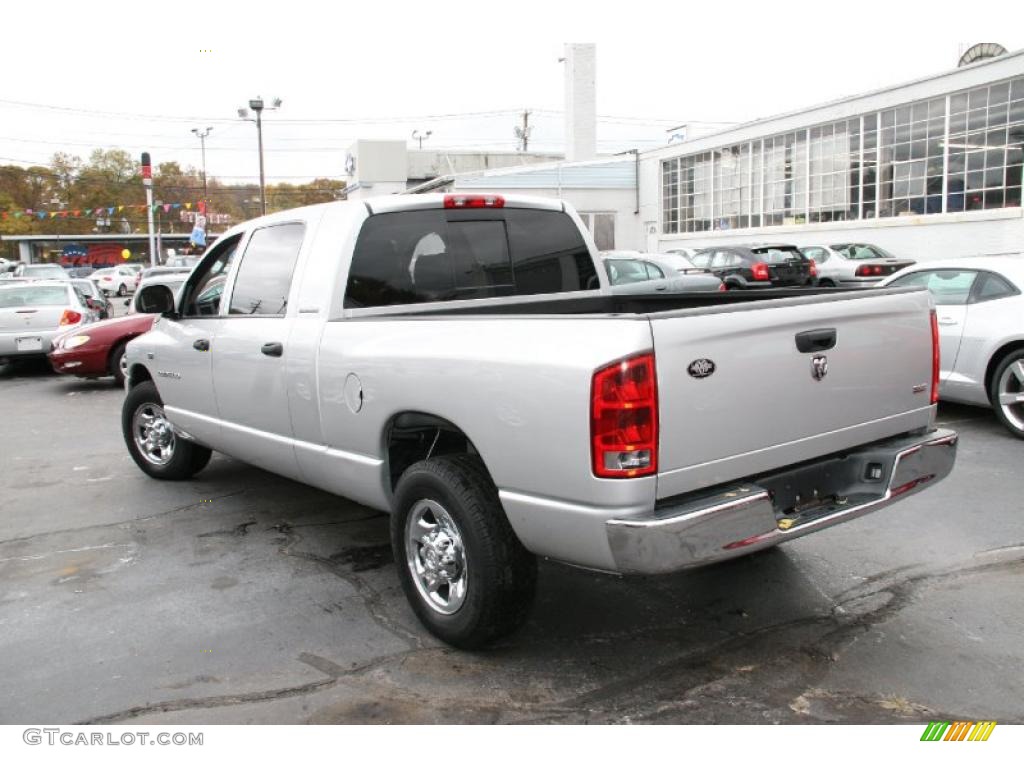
[{"x1": 0, "y1": 0, "x2": 1019, "y2": 192}]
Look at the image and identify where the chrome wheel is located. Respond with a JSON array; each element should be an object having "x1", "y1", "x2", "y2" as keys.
[
  {"x1": 132, "y1": 402, "x2": 176, "y2": 466},
  {"x1": 997, "y1": 359, "x2": 1024, "y2": 432},
  {"x1": 405, "y1": 500, "x2": 468, "y2": 615},
  {"x1": 118, "y1": 350, "x2": 128, "y2": 381}
]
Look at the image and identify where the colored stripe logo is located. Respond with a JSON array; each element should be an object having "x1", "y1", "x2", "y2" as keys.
[{"x1": 921, "y1": 721, "x2": 997, "y2": 741}]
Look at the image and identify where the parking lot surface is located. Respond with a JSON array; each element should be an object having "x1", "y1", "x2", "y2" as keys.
[{"x1": 0, "y1": 360, "x2": 1021, "y2": 724}]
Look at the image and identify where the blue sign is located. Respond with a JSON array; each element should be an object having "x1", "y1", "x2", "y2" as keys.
[{"x1": 189, "y1": 226, "x2": 207, "y2": 247}]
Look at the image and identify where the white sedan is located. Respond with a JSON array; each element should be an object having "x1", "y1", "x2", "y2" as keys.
[
  {"x1": 880, "y1": 256, "x2": 1024, "y2": 438},
  {"x1": 90, "y1": 266, "x2": 137, "y2": 297}
]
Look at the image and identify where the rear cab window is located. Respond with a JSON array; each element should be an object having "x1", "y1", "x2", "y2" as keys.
[{"x1": 344, "y1": 207, "x2": 597, "y2": 308}]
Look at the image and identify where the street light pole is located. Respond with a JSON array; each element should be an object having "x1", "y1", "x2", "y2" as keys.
[
  {"x1": 191, "y1": 126, "x2": 213, "y2": 216},
  {"x1": 254, "y1": 106, "x2": 266, "y2": 216},
  {"x1": 238, "y1": 97, "x2": 280, "y2": 218}
]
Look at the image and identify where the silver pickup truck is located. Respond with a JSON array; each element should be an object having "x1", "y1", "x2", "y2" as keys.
[{"x1": 124, "y1": 193, "x2": 957, "y2": 649}]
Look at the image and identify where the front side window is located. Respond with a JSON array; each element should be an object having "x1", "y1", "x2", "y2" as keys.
[
  {"x1": 888, "y1": 269, "x2": 977, "y2": 305},
  {"x1": 229, "y1": 223, "x2": 305, "y2": 315},
  {"x1": 182, "y1": 234, "x2": 243, "y2": 317}
]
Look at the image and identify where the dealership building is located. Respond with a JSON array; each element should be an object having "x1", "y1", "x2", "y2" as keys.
[{"x1": 637, "y1": 48, "x2": 1024, "y2": 259}]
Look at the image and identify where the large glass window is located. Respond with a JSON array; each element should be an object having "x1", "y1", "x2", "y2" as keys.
[
  {"x1": 228, "y1": 223, "x2": 305, "y2": 316},
  {"x1": 660, "y1": 76, "x2": 1024, "y2": 235}
]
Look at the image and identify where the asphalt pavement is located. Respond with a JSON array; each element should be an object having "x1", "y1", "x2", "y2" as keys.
[{"x1": 0, "y1": 359, "x2": 1021, "y2": 724}]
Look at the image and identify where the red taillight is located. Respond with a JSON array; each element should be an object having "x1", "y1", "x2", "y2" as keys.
[
  {"x1": 930, "y1": 309, "x2": 940, "y2": 405},
  {"x1": 751, "y1": 262, "x2": 770, "y2": 281},
  {"x1": 60, "y1": 310, "x2": 82, "y2": 326},
  {"x1": 808, "y1": 259, "x2": 817, "y2": 277},
  {"x1": 591, "y1": 353, "x2": 658, "y2": 478},
  {"x1": 855, "y1": 264, "x2": 886, "y2": 277},
  {"x1": 443, "y1": 194, "x2": 505, "y2": 209}
]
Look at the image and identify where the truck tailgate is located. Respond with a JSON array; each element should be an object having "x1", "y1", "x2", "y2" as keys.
[{"x1": 652, "y1": 288, "x2": 935, "y2": 499}]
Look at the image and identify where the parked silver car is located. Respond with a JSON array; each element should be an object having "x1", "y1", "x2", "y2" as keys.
[
  {"x1": 0, "y1": 281, "x2": 98, "y2": 363},
  {"x1": 800, "y1": 243, "x2": 914, "y2": 287},
  {"x1": 880, "y1": 256, "x2": 1024, "y2": 438},
  {"x1": 600, "y1": 251, "x2": 723, "y2": 293}
]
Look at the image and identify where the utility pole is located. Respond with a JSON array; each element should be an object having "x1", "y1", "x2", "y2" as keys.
[{"x1": 514, "y1": 109, "x2": 532, "y2": 153}]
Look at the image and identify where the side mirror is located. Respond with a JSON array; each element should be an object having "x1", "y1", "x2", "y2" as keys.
[{"x1": 137, "y1": 284, "x2": 176, "y2": 316}]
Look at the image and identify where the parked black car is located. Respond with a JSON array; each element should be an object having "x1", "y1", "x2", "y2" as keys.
[{"x1": 691, "y1": 244, "x2": 816, "y2": 289}]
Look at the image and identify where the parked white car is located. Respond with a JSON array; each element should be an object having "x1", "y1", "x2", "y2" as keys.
[
  {"x1": 880, "y1": 256, "x2": 1024, "y2": 438},
  {"x1": 91, "y1": 266, "x2": 137, "y2": 297},
  {"x1": 600, "y1": 251, "x2": 723, "y2": 293},
  {"x1": 800, "y1": 243, "x2": 914, "y2": 287}
]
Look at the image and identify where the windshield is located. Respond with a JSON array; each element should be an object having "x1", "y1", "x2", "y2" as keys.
[
  {"x1": 833, "y1": 243, "x2": 895, "y2": 260},
  {"x1": 0, "y1": 285, "x2": 70, "y2": 308}
]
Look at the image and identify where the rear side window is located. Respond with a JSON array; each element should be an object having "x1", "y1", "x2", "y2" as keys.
[
  {"x1": 228, "y1": 223, "x2": 305, "y2": 315},
  {"x1": 972, "y1": 272, "x2": 1018, "y2": 303},
  {"x1": 345, "y1": 208, "x2": 597, "y2": 308}
]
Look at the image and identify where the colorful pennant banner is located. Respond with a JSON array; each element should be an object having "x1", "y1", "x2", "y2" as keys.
[{"x1": 0, "y1": 201, "x2": 201, "y2": 221}]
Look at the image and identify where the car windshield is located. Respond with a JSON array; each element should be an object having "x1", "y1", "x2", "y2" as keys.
[
  {"x1": 833, "y1": 243, "x2": 895, "y2": 260},
  {"x1": 24, "y1": 265, "x2": 66, "y2": 278},
  {"x1": 0, "y1": 285, "x2": 69, "y2": 308}
]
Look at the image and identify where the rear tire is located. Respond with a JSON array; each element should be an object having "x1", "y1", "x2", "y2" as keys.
[
  {"x1": 122, "y1": 381, "x2": 212, "y2": 479},
  {"x1": 989, "y1": 349, "x2": 1024, "y2": 439},
  {"x1": 817, "y1": 278, "x2": 835, "y2": 288},
  {"x1": 391, "y1": 455, "x2": 537, "y2": 649}
]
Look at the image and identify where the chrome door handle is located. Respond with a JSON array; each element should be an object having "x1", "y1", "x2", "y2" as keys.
[{"x1": 937, "y1": 317, "x2": 958, "y2": 326}]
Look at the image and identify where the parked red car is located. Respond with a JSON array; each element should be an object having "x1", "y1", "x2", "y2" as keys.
[
  {"x1": 49, "y1": 275, "x2": 186, "y2": 385},
  {"x1": 49, "y1": 312, "x2": 156, "y2": 385}
]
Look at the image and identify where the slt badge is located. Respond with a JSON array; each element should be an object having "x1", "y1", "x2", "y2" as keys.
[{"x1": 811, "y1": 355, "x2": 828, "y2": 381}]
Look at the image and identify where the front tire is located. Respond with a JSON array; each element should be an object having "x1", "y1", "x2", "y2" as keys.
[
  {"x1": 122, "y1": 381, "x2": 212, "y2": 479},
  {"x1": 109, "y1": 341, "x2": 128, "y2": 386},
  {"x1": 989, "y1": 350, "x2": 1024, "y2": 439},
  {"x1": 391, "y1": 455, "x2": 537, "y2": 649}
]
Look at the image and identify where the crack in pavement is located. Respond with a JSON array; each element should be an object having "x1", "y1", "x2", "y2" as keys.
[
  {"x1": 78, "y1": 649, "x2": 424, "y2": 725},
  {"x1": 0, "y1": 489, "x2": 249, "y2": 549}
]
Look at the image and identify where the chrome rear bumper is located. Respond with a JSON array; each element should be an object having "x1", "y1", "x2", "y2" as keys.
[{"x1": 606, "y1": 428, "x2": 957, "y2": 574}]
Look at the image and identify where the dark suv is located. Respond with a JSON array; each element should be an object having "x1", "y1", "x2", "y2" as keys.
[{"x1": 691, "y1": 244, "x2": 816, "y2": 289}]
